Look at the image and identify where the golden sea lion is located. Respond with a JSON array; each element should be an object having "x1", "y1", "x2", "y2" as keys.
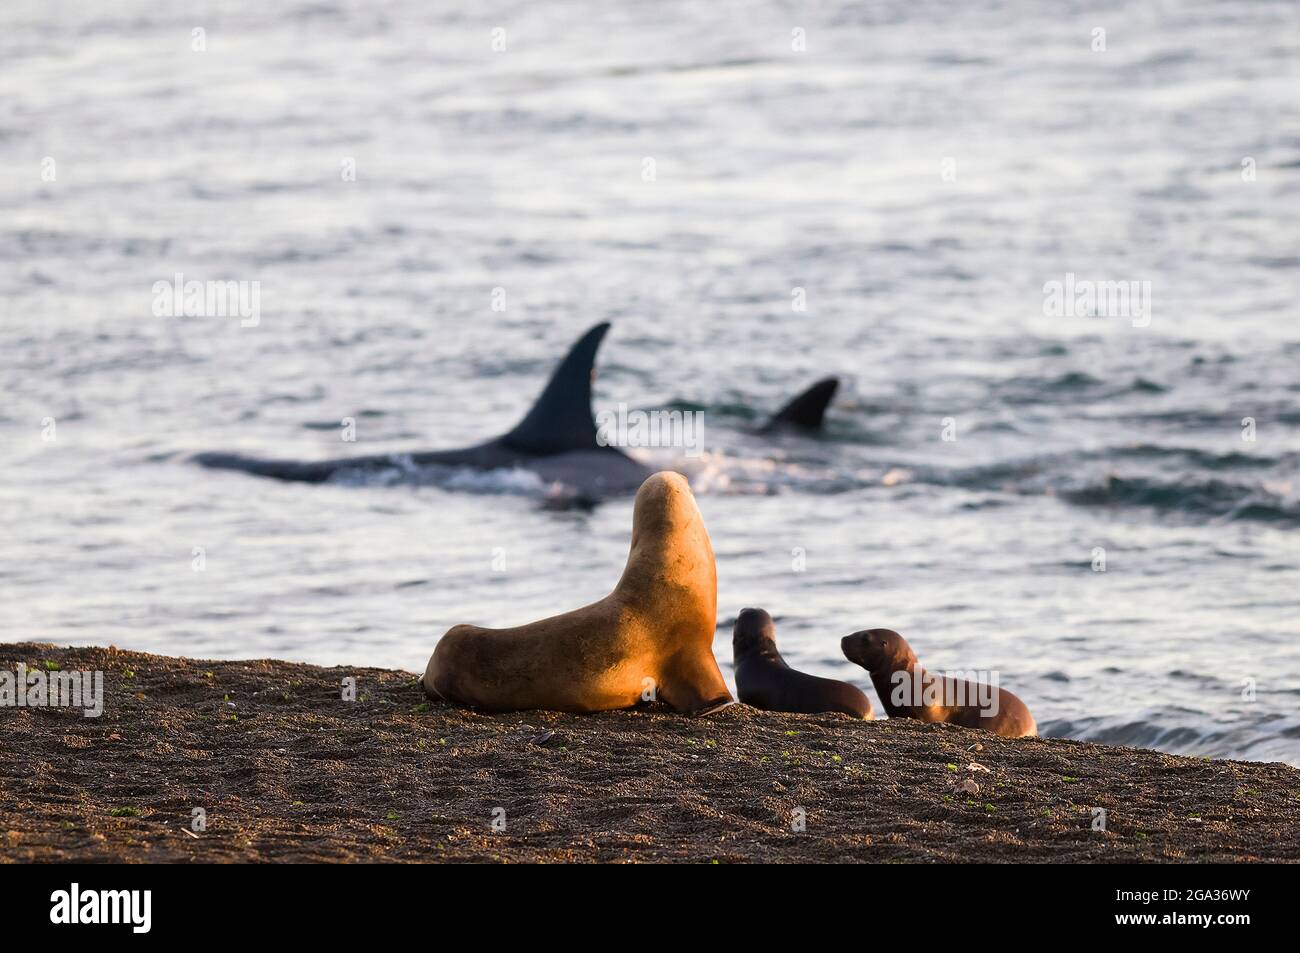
[
  {"x1": 422, "y1": 471, "x2": 732, "y2": 715},
  {"x1": 841, "y1": 629, "x2": 1036, "y2": 738}
]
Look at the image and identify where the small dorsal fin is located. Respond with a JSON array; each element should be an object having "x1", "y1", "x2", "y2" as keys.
[
  {"x1": 761, "y1": 377, "x2": 839, "y2": 432},
  {"x1": 500, "y1": 322, "x2": 610, "y2": 455}
]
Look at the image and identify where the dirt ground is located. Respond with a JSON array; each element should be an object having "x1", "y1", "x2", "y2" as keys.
[{"x1": 2, "y1": 642, "x2": 1297, "y2": 863}]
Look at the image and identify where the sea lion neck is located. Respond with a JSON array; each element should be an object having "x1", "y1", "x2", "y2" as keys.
[
  {"x1": 734, "y1": 635, "x2": 784, "y2": 665},
  {"x1": 867, "y1": 653, "x2": 919, "y2": 716},
  {"x1": 891, "y1": 639, "x2": 919, "y2": 671},
  {"x1": 618, "y1": 472, "x2": 714, "y2": 591}
]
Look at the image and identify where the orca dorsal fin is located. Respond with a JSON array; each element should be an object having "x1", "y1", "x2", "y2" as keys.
[
  {"x1": 500, "y1": 322, "x2": 610, "y2": 455},
  {"x1": 761, "y1": 377, "x2": 839, "y2": 432}
]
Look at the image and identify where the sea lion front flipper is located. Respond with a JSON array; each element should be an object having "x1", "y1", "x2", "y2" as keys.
[
  {"x1": 656, "y1": 650, "x2": 732, "y2": 715},
  {"x1": 417, "y1": 675, "x2": 443, "y2": 700}
]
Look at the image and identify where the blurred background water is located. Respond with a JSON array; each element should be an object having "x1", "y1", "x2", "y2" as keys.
[{"x1": 2, "y1": 0, "x2": 1298, "y2": 764}]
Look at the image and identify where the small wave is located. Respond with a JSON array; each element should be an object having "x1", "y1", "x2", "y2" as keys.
[
  {"x1": 925, "y1": 445, "x2": 1299, "y2": 526},
  {"x1": 326, "y1": 460, "x2": 550, "y2": 497},
  {"x1": 1105, "y1": 444, "x2": 1284, "y2": 470},
  {"x1": 1130, "y1": 377, "x2": 1166, "y2": 394},
  {"x1": 441, "y1": 466, "x2": 550, "y2": 496},
  {"x1": 302, "y1": 410, "x2": 387, "y2": 431},
  {"x1": 996, "y1": 373, "x2": 1167, "y2": 405},
  {"x1": 1063, "y1": 474, "x2": 1300, "y2": 526},
  {"x1": 1044, "y1": 717, "x2": 1210, "y2": 753},
  {"x1": 1045, "y1": 714, "x2": 1300, "y2": 767},
  {"x1": 1043, "y1": 371, "x2": 1101, "y2": 390}
]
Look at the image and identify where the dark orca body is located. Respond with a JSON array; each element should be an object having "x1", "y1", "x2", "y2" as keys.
[
  {"x1": 758, "y1": 377, "x2": 839, "y2": 433},
  {"x1": 193, "y1": 323, "x2": 655, "y2": 497}
]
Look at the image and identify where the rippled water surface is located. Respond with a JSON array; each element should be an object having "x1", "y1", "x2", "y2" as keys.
[{"x1": 3, "y1": 1, "x2": 1299, "y2": 764}]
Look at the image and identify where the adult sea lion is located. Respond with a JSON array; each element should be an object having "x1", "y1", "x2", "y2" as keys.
[
  {"x1": 422, "y1": 471, "x2": 732, "y2": 715},
  {"x1": 841, "y1": 629, "x2": 1036, "y2": 737},
  {"x1": 732, "y1": 608, "x2": 873, "y2": 718}
]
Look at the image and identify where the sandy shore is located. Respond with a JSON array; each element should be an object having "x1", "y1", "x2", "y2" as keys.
[{"x1": 2, "y1": 642, "x2": 1297, "y2": 863}]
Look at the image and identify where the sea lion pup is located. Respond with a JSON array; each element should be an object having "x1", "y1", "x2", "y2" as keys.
[
  {"x1": 732, "y1": 608, "x2": 874, "y2": 718},
  {"x1": 840, "y1": 629, "x2": 1036, "y2": 738},
  {"x1": 422, "y1": 471, "x2": 732, "y2": 715}
]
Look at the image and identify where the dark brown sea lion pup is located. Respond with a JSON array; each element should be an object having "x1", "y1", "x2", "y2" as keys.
[
  {"x1": 733, "y1": 608, "x2": 873, "y2": 718},
  {"x1": 841, "y1": 629, "x2": 1036, "y2": 738},
  {"x1": 422, "y1": 471, "x2": 732, "y2": 715}
]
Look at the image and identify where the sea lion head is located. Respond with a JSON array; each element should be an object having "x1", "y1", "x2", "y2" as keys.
[
  {"x1": 732, "y1": 607, "x2": 777, "y2": 656},
  {"x1": 841, "y1": 628, "x2": 914, "y2": 672},
  {"x1": 622, "y1": 471, "x2": 714, "y2": 593},
  {"x1": 629, "y1": 470, "x2": 696, "y2": 544}
]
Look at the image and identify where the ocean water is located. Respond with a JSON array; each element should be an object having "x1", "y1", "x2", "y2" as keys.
[{"x1": 2, "y1": 1, "x2": 1298, "y2": 765}]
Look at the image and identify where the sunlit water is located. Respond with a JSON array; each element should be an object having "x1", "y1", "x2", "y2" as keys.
[{"x1": 3, "y1": 1, "x2": 1298, "y2": 765}]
